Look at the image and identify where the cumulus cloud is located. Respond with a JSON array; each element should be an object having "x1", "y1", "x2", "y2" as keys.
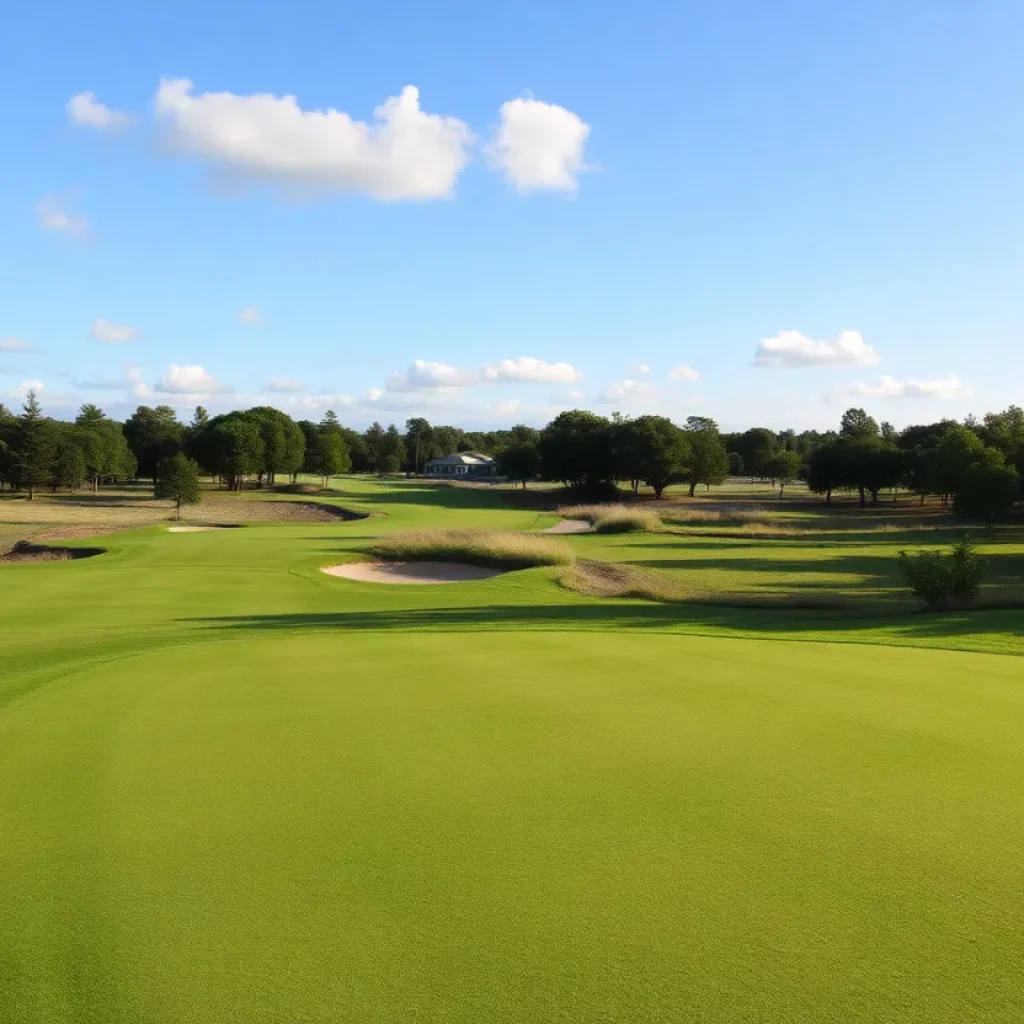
[
  {"x1": 482, "y1": 356, "x2": 581, "y2": 384},
  {"x1": 386, "y1": 360, "x2": 479, "y2": 391},
  {"x1": 837, "y1": 374, "x2": 967, "y2": 400},
  {"x1": 153, "y1": 79, "x2": 475, "y2": 200},
  {"x1": 0, "y1": 337, "x2": 32, "y2": 352},
  {"x1": 754, "y1": 330, "x2": 880, "y2": 369},
  {"x1": 91, "y1": 318, "x2": 138, "y2": 343},
  {"x1": 598, "y1": 378, "x2": 656, "y2": 404},
  {"x1": 487, "y1": 97, "x2": 591, "y2": 193},
  {"x1": 155, "y1": 364, "x2": 224, "y2": 395},
  {"x1": 264, "y1": 377, "x2": 305, "y2": 393},
  {"x1": 66, "y1": 91, "x2": 135, "y2": 131},
  {"x1": 34, "y1": 193, "x2": 90, "y2": 240},
  {"x1": 238, "y1": 306, "x2": 262, "y2": 324},
  {"x1": 669, "y1": 363, "x2": 700, "y2": 381}
]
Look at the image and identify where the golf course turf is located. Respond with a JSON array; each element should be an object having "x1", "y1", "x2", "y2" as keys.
[{"x1": 2, "y1": 478, "x2": 1023, "y2": 1022}]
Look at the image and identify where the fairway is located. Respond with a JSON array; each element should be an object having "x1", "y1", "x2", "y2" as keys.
[{"x1": 3, "y1": 479, "x2": 1024, "y2": 1022}]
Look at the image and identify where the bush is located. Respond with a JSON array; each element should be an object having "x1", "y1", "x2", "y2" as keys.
[
  {"x1": 898, "y1": 537, "x2": 984, "y2": 609},
  {"x1": 368, "y1": 529, "x2": 574, "y2": 570}
]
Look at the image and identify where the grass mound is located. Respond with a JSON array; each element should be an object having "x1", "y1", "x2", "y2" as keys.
[
  {"x1": 556, "y1": 503, "x2": 662, "y2": 533},
  {"x1": 369, "y1": 529, "x2": 574, "y2": 570},
  {"x1": 660, "y1": 507, "x2": 769, "y2": 526},
  {"x1": 561, "y1": 558, "x2": 852, "y2": 611}
]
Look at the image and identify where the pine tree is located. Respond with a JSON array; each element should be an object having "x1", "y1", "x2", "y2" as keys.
[
  {"x1": 155, "y1": 453, "x2": 201, "y2": 519},
  {"x1": 15, "y1": 391, "x2": 56, "y2": 500}
]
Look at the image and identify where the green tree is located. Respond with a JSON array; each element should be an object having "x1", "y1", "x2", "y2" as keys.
[
  {"x1": 313, "y1": 428, "x2": 351, "y2": 485},
  {"x1": 405, "y1": 417, "x2": 436, "y2": 473},
  {"x1": 765, "y1": 448, "x2": 802, "y2": 498},
  {"x1": 728, "y1": 452, "x2": 744, "y2": 476},
  {"x1": 498, "y1": 439, "x2": 540, "y2": 488},
  {"x1": 954, "y1": 458, "x2": 1020, "y2": 525},
  {"x1": 382, "y1": 424, "x2": 405, "y2": 475},
  {"x1": 14, "y1": 391, "x2": 57, "y2": 500},
  {"x1": 208, "y1": 417, "x2": 264, "y2": 490},
  {"x1": 539, "y1": 410, "x2": 612, "y2": 488},
  {"x1": 363, "y1": 422, "x2": 387, "y2": 472},
  {"x1": 980, "y1": 406, "x2": 1024, "y2": 472},
  {"x1": 682, "y1": 416, "x2": 728, "y2": 497},
  {"x1": 52, "y1": 433, "x2": 87, "y2": 492},
  {"x1": 154, "y1": 453, "x2": 201, "y2": 519},
  {"x1": 626, "y1": 415, "x2": 692, "y2": 499},
  {"x1": 735, "y1": 427, "x2": 780, "y2": 481},
  {"x1": 123, "y1": 405, "x2": 183, "y2": 480},
  {"x1": 840, "y1": 408, "x2": 879, "y2": 440},
  {"x1": 806, "y1": 440, "x2": 847, "y2": 504}
]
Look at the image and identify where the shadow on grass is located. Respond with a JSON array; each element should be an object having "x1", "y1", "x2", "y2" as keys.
[{"x1": 183, "y1": 602, "x2": 1024, "y2": 641}]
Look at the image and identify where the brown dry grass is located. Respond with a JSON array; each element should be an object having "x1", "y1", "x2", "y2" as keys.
[
  {"x1": 555, "y1": 504, "x2": 662, "y2": 533},
  {"x1": 559, "y1": 559, "x2": 854, "y2": 611},
  {"x1": 0, "y1": 490, "x2": 356, "y2": 552},
  {"x1": 369, "y1": 529, "x2": 575, "y2": 569}
]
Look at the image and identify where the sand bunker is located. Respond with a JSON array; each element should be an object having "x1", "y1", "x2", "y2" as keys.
[
  {"x1": 322, "y1": 561, "x2": 506, "y2": 585},
  {"x1": 544, "y1": 519, "x2": 592, "y2": 534}
]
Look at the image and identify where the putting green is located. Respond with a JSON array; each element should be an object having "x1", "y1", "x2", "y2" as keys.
[{"x1": 3, "y1": 631, "x2": 1021, "y2": 1023}]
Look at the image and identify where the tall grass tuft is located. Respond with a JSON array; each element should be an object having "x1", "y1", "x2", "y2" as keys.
[
  {"x1": 556, "y1": 504, "x2": 662, "y2": 533},
  {"x1": 559, "y1": 559, "x2": 853, "y2": 610},
  {"x1": 369, "y1": 529, "x2": 575, "y2": 570}
]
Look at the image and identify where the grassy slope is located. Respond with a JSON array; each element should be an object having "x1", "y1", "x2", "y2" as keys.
[{"x1": 2, "y1": 477, "x2": 1024, "y2": 1022}]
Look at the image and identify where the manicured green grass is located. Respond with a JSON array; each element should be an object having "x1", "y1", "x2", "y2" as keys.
[{"x1": 2, "y1": 476, "x2": 1024, "y2": 1021}]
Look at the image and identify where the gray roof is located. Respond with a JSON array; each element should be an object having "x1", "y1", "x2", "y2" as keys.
[{"x1": 425, "y1": 452, "x2": 494, "y2": 466}]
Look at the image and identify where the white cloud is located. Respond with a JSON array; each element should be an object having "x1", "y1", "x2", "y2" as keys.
[
  {"x1": 628, "y1": 362, "x2": 650, "y2": 375},
  {"x1": 91, "y1": 318, "x2": 138, "y2": 344},
  {"x1": 34, "y1": 193, "x2": 90, "y2": 240},
  {"x1": 4, "y1": 379, "x2": 45, "y2": 400},
  {"x1": 155, "y1": 364, "x2": 224, "y2": 394},
  {"x1": 598, "y1": 378, "x2": 657, "y2": 404},
  {"x1": 386, "y1": 360, "x2": 479, "y2": 391},
  {"x1": 238, "y1": 306, "x2": 262, "y2": 324},
  {"x1": 837, "y1": 374, "x2": 968, "y2": 400},
  {"x1": 669, "y1": 363, "x2": 700, "y2": 381},
  {"x1": 487, "y1": 97, "x2": 591, "y2": 193},
  {"x1": 66, "y1": 91, "x2": 135, "y2": 131},
  {"x1": 0, "y1": 337, "x2": 32, "y2": 353},
  {"x1": 754, "y1": 330, "x2": 880, "y2": 368},
  {"x1": 264, "y1": 377, "x2": 304, "y2": 393},
  {"x1": 153, "y1": 79, "x2": 475, "y2": 201},
  {"x1": 482, "y1": 356, "x2": 581, "y2": 383}
]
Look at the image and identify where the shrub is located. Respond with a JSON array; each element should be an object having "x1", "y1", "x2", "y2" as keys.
[
  {"x1": 369, "y1": 529, "x2": 574, "y2": 570},
  {"x1": 898, "y1": 537, "x2": 984, "y2": 609}
]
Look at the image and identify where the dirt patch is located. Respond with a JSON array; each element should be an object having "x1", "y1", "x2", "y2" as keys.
[
  {"x1": 322, "y1": 561, "x2": 507, "y2": 585},
  {"x1": 1, "y1": 541, "x2": 104, "y2": 563},
  {"x1": 544, "y1": 519, "x2": 591, "y2": 534}
]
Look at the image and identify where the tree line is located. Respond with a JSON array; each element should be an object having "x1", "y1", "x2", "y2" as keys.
[{"x1": 1, "y1": 393, "x2": 1021, "y2": 521}]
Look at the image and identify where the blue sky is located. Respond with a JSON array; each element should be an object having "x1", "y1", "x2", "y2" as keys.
[{"x1": 1, "y1": 0, "x2": 1022, "y2": 430}]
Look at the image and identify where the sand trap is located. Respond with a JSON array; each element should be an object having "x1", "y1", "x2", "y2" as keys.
[
  {"x1": 322, "y1": 561, "x2": 506, "y2": 585},
  {"x1": 545, "y1": 519, "x2": 592, "y2": 534},
  {"x1": 168, "y1": 525, "x2": 223, "y2": 533}
]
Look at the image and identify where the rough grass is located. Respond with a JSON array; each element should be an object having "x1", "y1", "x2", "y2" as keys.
[
  {"x1": 369, "y1": 528, "x2": 575, "y2": 569},
  {"x1": 556, "y1": 503, "x2": 662, "y2": 533},
  {"x1": 560, "y1": 559, "x2": 854, "y2": 610},
  {"x1": 0, "y1": 490, "x2": 359, "y2": 551}
]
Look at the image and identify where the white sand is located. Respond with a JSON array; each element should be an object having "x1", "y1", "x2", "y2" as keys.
[
  {"x1": 321, "y1": 561, "x2": 506, "y2": 585},
  {"x1": 544, "y1": 519, "x2": 591, "y2": 534},
  {"x1": 168, "y1": 525, "x2": 222, "y2": 533}
]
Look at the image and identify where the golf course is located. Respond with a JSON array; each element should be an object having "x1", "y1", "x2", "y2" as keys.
[{"x1": 2, "y1": 477, "x2": 1022, "y2": 1023}]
